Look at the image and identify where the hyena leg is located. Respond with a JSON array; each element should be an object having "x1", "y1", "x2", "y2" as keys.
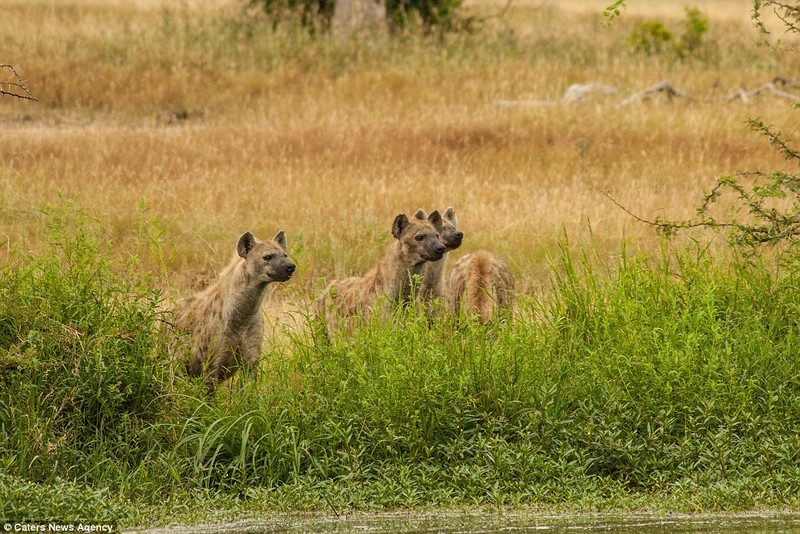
[{"x1": 240, "y1": 334, "x2": 263, "y2": 381}]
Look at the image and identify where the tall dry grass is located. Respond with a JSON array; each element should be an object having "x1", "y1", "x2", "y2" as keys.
[{"x1": 1, "y1": 0, "x2": 798, "y2": 304}]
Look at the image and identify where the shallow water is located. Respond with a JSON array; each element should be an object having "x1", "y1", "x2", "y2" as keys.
[{"x1": 135, "y1": 511, "x2": 800, "y2": 533}]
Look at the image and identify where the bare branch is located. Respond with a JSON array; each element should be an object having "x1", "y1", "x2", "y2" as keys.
[
  {"x1": 606, "y1": 167, "x2": 800, "y2": 248},
  {"x1": 603, "y1": 191, "x2": 738, "y2": 238},
  {"x1": 0, "y1": 64, "x2": 37, "y2": 101},
  {"x1": 618, "y1": 80, "x2": 690, "y2": 106},
  {"x1": 726, "y1": 82, "x2": 800, "y2": 103}
]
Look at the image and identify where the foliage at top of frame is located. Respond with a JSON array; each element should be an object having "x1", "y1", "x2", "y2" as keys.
[
  {"x1": 248, "y1": 0, "x2": 467, "y2": 35},
  {"x1": 626, "y1": 7, "x2": 710, "y2": 60}
]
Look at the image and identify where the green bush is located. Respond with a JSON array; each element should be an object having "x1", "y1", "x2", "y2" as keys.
[
  {"x1": 248, "y1": 0, "x2": 335, "y2": 34},
  {"x1": 0, "y1": 473, "x2": 135, "y2": 524},
  {"x1": 0, "y1": 204, "x2": 182, "y2": 516},
  {"x1": 4, "y1": 201, "x2": 800, "y2": 524},
  {"x1": 166, "y1": 241, "x2": 800, "y2": 509},
  {"x1": 385, "y1": 0, "x2": 464, "y2": 33},
  {"x1": 248, "y1": 0, "x2": 465, "y2": 35},
  {"x1": 678, "y1": 7, "x2": 709, "y2": 57},
  {"x1": 628, "y1": 6, "x2": 709, "y2": 60},
  {"x1": 629, "y1": 20, "x2": 673, "y2": 55}
]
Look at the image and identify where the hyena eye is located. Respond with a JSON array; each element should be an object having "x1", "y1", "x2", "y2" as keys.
[
  {"x1": 263, "y1": 254, "x2": 273, "y2": 261},
  {"x1": 415, "y1": 235, "x2": 424, "y2": 242}
]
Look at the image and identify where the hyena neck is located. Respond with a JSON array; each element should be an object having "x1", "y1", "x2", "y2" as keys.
[
  {"x1": 390, "y1": 243, "x2": 428, "y2": 300},
  {"x1": 223, "y1": 263, "x2": 270, "y2": 330},
  {"x1": 421, "y1": 257, "x2": 445, "y2": 292},
  {"x1": 373, "y1": 241, "x2": 423, "y2": 300}
]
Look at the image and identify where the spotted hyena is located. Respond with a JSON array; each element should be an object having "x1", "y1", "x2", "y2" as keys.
[
  {"x1": 173, "y1": 231, "x2": 295, "y2": 394},
  {"x1": 414, "y1": 207, "x2": 463, "y2": 312},
  {"x1": 446, "y1": 249, "x2": 515, "y2": 324},
  {"x1": 314, "y1": 211, "x2": 446, "y2": 335}
]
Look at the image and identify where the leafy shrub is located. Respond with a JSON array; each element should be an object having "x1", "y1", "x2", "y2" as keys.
[
  {"x1": 164, "y1": 251, "x2": 800, "y2": 509},
  {"x1": 248, "y1": 0, "x2": 464, "y2": 35},
  {"x1": 678, "y1": 7, "x2": 709, "y2": 57},
  {"x1": 5, "y1": 201, "x2": 800, "y2": 520},
  {"x1": 385, "y1": 0, "x2": 464, "y2": 33},
  {"x1": 628, "y1": 6, "x2": 709, "y2": 60},
  {"x1": 248, "y1": 0, "x2": 335, "y2": 34},
  {"x1": 629, "y1": 20, "x2": 674, "y2": 55},
  {"x1": 0, "y1": 204, "x2": 178, "y2": 500},
  {"x1": 0, "y1": 473, "x2": 135, "y2": 524}
]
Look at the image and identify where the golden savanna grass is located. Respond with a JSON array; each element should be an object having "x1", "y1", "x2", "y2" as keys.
[{"x1": 1, "y1": 0, "x2": 799, "y2": 311}]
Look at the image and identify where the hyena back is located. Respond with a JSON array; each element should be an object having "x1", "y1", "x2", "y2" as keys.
[
  {"x1": 446, "y1": 249, "x2": 515, "y2": 324},
  {"x1": 173, "y1": 231, "x2": 295, "y2": 394}
]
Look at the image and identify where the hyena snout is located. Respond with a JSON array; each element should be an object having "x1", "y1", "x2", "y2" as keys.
[
  {"x1": 446, "y1": 231, "x2": 464, "y2": 249},
  {"x1": 272, "y1": 260, "x2": 296, "y2": 282},
  {"x1": 425, "y1": 241, "x2": 446, "y2": 261}
]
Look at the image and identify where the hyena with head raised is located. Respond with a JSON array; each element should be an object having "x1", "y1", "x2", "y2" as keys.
[
  {"x1": 314, "y1": 211, "x2": 446, "y2": 335},
  {"x1": 414, "y1": 207, "x2": 463, "y2": 313},
  {"x1": 172, "y1": 231, "x2": 295, "y2": 394},
  {"x1": 446, "y1": 249, "x2": 515, "y2": 325}
]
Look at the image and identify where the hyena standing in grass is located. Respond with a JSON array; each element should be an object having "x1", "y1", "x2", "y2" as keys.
[
  {"x1": 414, "y1": 207, "x2": 463, "y2": 314},
  {"x1": 314, "y1": 211, "x2": 446, "y2": 335},
  {"x1": 172, "y1": 231, "x2": 295, "y2": 395},
  {"x1": 446, "y1": 249, "x2": 515, "y2": 324}
]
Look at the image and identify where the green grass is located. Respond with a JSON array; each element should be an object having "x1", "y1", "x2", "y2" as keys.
[{"x1": 2, "y1": 203, "x2": 800, "y2": 526}]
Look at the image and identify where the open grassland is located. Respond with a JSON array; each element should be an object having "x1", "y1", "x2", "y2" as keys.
[
  {"x1": 3, "y1": 0, "x2": 800, "y2": 528},
  {"x1": 2, "y1": 0, "x2": 799, "y2": 298}
]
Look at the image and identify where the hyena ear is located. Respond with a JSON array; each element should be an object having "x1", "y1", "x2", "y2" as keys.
[
  {"x1": 392, "y1": 213, "x2": 410, "y2": 239},
  {"x1": 427, "y1": 210, "x2": 444, "y2": 233},
  {"x1": 237, "y1": 231, "x2": 256, "y2": 258},
  {"x1": 443, "y1": 207, "x2": 457, "y2": 225},
  {"x1": 414, "y1": 209, "x2": 427, "y2": 220},
  {"x1": 272, "y1": 231, "x2": 287, "y2": 252}
]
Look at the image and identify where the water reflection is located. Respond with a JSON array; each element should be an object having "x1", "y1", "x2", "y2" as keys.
[{"x1": 136, "y1": 512, "x2": 800, "y2": 533}]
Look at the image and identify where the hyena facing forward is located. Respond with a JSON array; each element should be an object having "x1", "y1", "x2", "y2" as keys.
[
  {"x1": 446, "y1": 249, "x2": 515, "y2": 324},
  {"x1": 414, "y1": 207, "x2": 463, "y2": 311},
  {"x1": 173, "y1": 231, "x2": 295, "y2": 394},
  {"x1": 315, "y1": 211, "x2": 446, "y2": 334}
]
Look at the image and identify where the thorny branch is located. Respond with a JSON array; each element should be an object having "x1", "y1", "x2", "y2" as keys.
[
  {"x1": 606, "y1": 167, "x2": 800, "y2": 248},
  {"x1": 1, "y1": 64, "x2": 37, "y2": 101},
  {"x1": 753, "y1": 0, "x2": 800, "y2": 37},
  {"x1": 603, "y1": 190, "x2": 738, "y2": 239},
  {"x1": 604, "y1": 118, "x2": 800, "y2": 248}
]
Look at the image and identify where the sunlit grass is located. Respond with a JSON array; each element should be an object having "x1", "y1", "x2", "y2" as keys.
[
  {"x1": 2, "y1": 0, "x2": 799, "y2": 300},
  {"x1": 3, "y1": 0, "x2": 800, "y2": 526},
  {"x1": 3, "y1": 208, "x2": 800, "y2": 525}
]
